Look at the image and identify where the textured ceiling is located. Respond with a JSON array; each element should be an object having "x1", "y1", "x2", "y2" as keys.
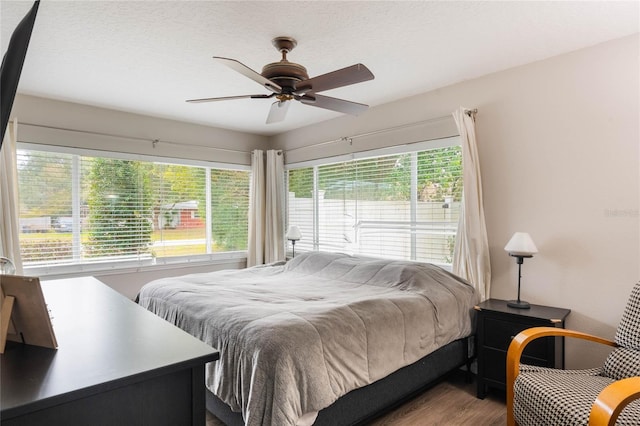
[{"x1": 2, "y1": 1, "x2": 638, "y2": 136}]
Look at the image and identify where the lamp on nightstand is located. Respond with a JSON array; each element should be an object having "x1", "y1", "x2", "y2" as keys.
[
  {"x1": 286, "y1": 226, "x2": 302, "y2": 257},
  {"x1": 504, "y1": 232, "x2": 538, "y2": 309}
]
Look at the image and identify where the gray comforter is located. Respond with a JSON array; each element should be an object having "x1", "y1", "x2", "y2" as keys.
[{"x1": 138, "y1": 251, "x2": 479, "y2": 426}]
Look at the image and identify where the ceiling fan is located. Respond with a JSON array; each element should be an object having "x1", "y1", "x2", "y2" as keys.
[{"x1": 186, "y1": 36, "x2": 375, "y2": 124}]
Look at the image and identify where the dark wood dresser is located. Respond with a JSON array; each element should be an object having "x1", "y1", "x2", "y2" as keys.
[{"x1": 1, "y1": 277, "x2": 219, "y2": 426}]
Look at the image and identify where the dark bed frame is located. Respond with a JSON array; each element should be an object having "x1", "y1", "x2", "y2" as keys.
[{"x1": 205, "y1": 336, "x2": 473, "y2": 426}]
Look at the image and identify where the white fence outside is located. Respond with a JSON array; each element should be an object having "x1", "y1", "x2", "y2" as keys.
[{"x1": 288, "y1": 192, "x2": 460, "y2": 266}]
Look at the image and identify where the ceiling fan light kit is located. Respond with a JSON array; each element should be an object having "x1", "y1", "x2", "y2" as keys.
[{"x1": 187, "y1": 36, "x2": 374, "y2": 124}]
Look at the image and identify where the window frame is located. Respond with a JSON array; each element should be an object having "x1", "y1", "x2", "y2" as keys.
[
  {"x1": 17, "y1": 142, "x2": 251, "y2": 278},
  {"x1": 285, "y1": 136, "x2": 462, "y2": 268}
]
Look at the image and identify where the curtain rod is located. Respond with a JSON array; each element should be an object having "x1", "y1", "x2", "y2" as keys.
[
  {"x1": 18, "y1": 121, "x2": 250, "y2": 154},
  {"x1": 18, "y1": 107, "x2": 478, "y2": 155},
  {"x1": 284, "y1": 108, "x2": 477, "y2": 155}
]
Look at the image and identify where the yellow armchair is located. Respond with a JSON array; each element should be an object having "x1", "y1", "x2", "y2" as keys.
[{"x1": 589, "y1": 376, "x2": 640, "y2": 425}]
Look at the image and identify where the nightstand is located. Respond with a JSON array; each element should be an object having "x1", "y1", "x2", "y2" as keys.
[{"x1": 475, "y1": 299, "x2": 571, "y2": 399}]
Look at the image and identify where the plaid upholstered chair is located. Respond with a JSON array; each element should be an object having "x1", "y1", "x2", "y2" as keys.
[{"x1": 506, "y1": 282, "x2": 640, "y2": 426}]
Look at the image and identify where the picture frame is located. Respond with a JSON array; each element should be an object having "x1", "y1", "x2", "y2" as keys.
[{"x1": 0, "y1": 275, "x2": 57, "y2": 353}]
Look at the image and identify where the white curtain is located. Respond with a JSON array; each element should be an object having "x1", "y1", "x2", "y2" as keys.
[
  {"x1": 247, "y1": 150, "x2": 265, "y2": 267},
  {"x1": 247, "y1": 149, "x2": 285, "y2": 266},
  {"x1": 264, "y1": 150, "x2": 285, "y2": 263},
  {"x1": 0, "y1": 120, "x2": 23, "y2": 274},
  {"x1": 452, "y1": 108, "x2": 491, "y2": 300}
]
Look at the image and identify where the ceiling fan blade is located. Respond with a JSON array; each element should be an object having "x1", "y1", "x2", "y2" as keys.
[
  {"x1": 213, "y1": 57, "x2": 282, "y2": 94},
  {"x1": 299, "y1": 94, "x2": 368, "y2": 116},
  {"x1": 186, "y1": 94, "x2": 273, "y2": 103},
  {"x1": 266, "y1": 101, "x2": 290, "y2": 124},
  {"x1": 294, "y1": 64, "x2": 374, "y2": 95}
]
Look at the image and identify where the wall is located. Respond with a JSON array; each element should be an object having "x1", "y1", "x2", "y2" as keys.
[
  {"x1": 271, "y1": 35, "x2": 640, "y2": 368},
  {"x1": 83, "y1": 258, "x2": 246, "y2": 300},
  {"x1": 11, "y1": 94, "x2": 267, "y2": 297},
  {"x1": 11, "y1": 94, "x2": 266, "y2": 166}
]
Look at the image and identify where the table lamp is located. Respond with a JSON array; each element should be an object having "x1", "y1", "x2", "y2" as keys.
[
  {"x1": 504, "y1": 232, "x2": 538, "y2": 309},
  {"x1": 0, "y1": 257, "x2": 16, "y2": 275},
  {"x1": 286, "y1": 226, "x2": 302, "y2": 257}
]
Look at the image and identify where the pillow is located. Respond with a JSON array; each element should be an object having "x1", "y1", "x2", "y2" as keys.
[
  {"x1": 602, "y1": 347, "x2": 640, "y2": 380},
  {"x1": 614, "y1": 281, "x2": 640, "y2": 349}
]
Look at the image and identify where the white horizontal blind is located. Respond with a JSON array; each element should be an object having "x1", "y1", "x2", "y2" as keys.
[
  {"x1": 286, "y1": 168, "x2": 315, "y2": 252},
  {"x1": 84, "y1": 157, "x2": 152, "y2": 260},
  {"x1": 414, "y1": 147, "x2": 462, "y2": 264},
  {"x1": 16, "y1": 146, "x2": 250, "y2": 268},
  {"x1": 17, "y1": 149, "x2": 75, "y2": 263},
  {"x1": 286, "y1": 144, "x2": 462, "y2": 266},
  {"x1": 210, "y1": 169, "x2": 250, "y2": 252},
  {"x1": 150, "y1": 163, "x2": 207, "y2": 258}
]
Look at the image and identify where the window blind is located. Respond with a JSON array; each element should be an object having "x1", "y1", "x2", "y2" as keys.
[
  {"x1": 286, "y1": 144, "x2": 462, "y2": 266},
  {"x1": 17, "y1": 147, "x2": 249, "y2": 268}
]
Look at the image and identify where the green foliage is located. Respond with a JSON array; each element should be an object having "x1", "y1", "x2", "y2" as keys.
[
  {"x1": 288, "y1": 146, "x2": 463, "y2": 202},
  {"x1": 211, "y1": 170, "x2": 249, "y2": 250},
  {"x1": 86, "y1": 158, "x2": 152, "y2": 257},
  {"x1": 17, "y1": 150, "x2": 73, "y2": 217},
  {"x1": 417, "y1": 146, "x2": 462, "y2": 202},
  {"x1": 288, "y1": 168, "x2": 314, "y2": 198}
]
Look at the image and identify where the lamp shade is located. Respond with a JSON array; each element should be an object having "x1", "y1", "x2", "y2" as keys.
[
  {"x1": 504, "y1": 232, "x2": 538, "y2": 256},
  {"x1": 0, "y1": 257, "x2": 16, "y2": 275},
  {"x1": 286, "y1": 226, "x2": 302, "y2": 241}
]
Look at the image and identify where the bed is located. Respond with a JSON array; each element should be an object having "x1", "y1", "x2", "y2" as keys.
[{"x1": 137, "y1": 251, "x2": 479, "y2": 426}]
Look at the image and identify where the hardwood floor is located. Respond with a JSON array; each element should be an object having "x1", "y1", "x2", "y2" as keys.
[{"x1": 206, "y1": 370, "x2": 507, "y2": 425}]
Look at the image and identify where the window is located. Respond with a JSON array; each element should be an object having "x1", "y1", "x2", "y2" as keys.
[
  {"x1": 17, "y1": 144, "x2": 250, "y2": 272},
  {"x1": 286, "y1": 138, "x2": 462, "y2": 267}
]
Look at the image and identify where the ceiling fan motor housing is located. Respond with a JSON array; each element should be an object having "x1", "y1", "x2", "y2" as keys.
[
  {"x1": 261, "y1": 62, "x2": 308, "y2": 92},
  {"x1": 261, "y1": 37, "x2": 309, "y2": 93}
]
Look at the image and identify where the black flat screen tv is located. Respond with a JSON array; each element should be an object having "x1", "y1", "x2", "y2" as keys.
[{"x1": 1, "y1": 1, "x2": 40, "y2": 146}]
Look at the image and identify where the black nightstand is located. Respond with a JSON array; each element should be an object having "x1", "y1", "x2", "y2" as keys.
[{"x1": 475, "y1": 299, "x2": 571, "y2": 399}]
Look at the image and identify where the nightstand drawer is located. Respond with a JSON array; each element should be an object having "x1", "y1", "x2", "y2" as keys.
[
  {"x1": 483, "y1": 317, "x2": 548, "y2": 359},
  {"x1": 483, "y1": 347, "x2": 551, "y2": 386}
]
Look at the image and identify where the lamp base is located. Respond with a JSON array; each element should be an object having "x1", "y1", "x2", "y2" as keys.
[{"x1": 507, "y1": 300, "x2": 531, "y2": 309}]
